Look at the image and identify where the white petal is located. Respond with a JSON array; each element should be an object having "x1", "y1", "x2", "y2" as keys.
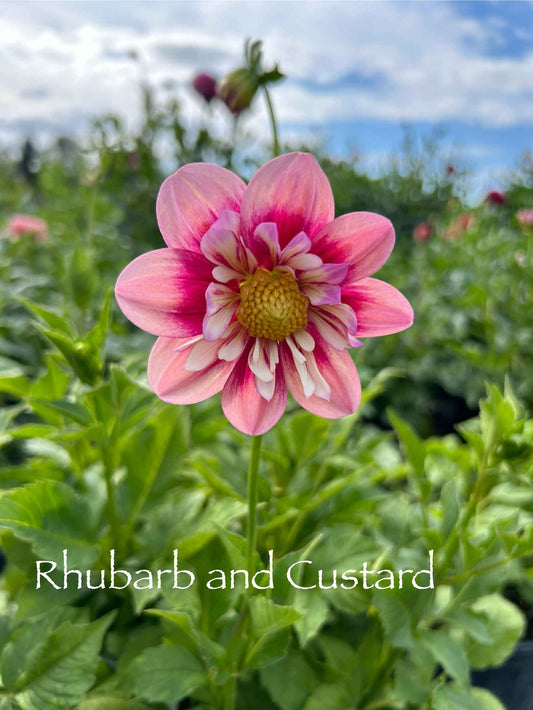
[
  {"x1": 185, "y1": 338, "x2": 220, "y2": 371},
  {"x1": 255, "y1": 374, "x2": 276, "y2": 401},
  {"x1": 293, "y1": 329, "x2": 315, "y2": 352}
]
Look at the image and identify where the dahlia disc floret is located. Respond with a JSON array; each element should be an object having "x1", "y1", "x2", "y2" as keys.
[{"x1": 115, "y1": 153, "x2": 413, "y2": 435}]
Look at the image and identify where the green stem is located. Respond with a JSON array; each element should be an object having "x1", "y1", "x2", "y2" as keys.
[
  {"x1": 103, "y1": 453, "x2": 121, "y2": 555},
  {"x1": 438, "y1": 449, "x2": 490, "y2": 579},
  {"x1": 262, "y1": 86, "x2": 280, "y2": 157},
  {"x1": 247, "y1": 435, "x2": 263, "y2": 580}
]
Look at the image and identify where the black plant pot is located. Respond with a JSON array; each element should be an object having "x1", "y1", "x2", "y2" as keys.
[{"x1": 472, "y1": 642, "x2": 533, "y2": 710}]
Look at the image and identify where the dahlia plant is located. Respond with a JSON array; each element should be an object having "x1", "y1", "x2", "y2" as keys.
[{"x1": 115, "y1": 151, "x2": 412, "y2": 571}]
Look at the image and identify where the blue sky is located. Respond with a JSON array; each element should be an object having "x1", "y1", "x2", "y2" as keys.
[{"x1": 0, "y1": 1, "x2": 532, "y2": 191}]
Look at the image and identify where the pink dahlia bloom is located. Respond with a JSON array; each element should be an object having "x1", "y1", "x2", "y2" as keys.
[
  {"x1": 485, "y1": 190, "x2": 506, "y2": 206},
  {"x1": 516, "y1": 209, "x2": 533, "y2": 228},
  {"x1": 6, "y1": 214, "x2": 47, "y2": 243},
  {"x1": 115, "y1": 153, "x2": 413, "y2": 435},
  {"x1": 413, "y1": 222, "x2": 433, "y2": 242}
]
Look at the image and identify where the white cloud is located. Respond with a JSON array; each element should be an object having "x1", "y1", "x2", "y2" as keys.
[{"x1": 0, "y1": 0, "x2": 532, "y2": 147}]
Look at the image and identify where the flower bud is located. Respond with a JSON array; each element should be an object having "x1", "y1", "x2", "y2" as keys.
[
  {"x1": 219, "y1": 68, "x2": 259, "y2": 115},
  {"x1": 192, "y1": 73, "x2": 217, "y2": 103},
  {"x1": 485, "y1": 190, "x2": 506, "y2": 206}
]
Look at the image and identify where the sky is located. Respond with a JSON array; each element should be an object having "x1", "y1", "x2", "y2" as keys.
[{"x1": 1, "y1": 0, "x2": 532, "y2": 191}]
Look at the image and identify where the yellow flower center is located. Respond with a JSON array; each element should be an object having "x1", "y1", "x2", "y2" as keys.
[{"x1": 237, "y1": 268, "x2": 308, "y2": 341}]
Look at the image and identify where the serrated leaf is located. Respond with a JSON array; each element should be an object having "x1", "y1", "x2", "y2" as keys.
[
  {"x1": 466, "y1": 595, "x2": 525, "y2": 669},
  {"x1": 433, "y1": 683, "x2": 505, "y2": 710},
  {"x1": 0, "y1": 480, "x2": 98, "y2": 568},
  {"x1": 421, "y1": 630, "x2": 469, "y2": 685},
  {"x1": 373, "y1": 593, "x2": 412, "y2": 649},
  {"x1": 124, "y1": 645, "x2": 206, "y2": 703},
  {"x1": 248, "y1": 597, "x2": 301, "y2": 637},
  {"x1": 14, "y1": 613, "x2": 115, "y2": 710},
  {"x1": 260, "y1": 651, "x2": 318, "y2": 710}
]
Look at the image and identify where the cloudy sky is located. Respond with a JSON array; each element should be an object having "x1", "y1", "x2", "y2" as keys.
[{"x1": 1, "y1": 1, "x2": 532, "y2": 188}]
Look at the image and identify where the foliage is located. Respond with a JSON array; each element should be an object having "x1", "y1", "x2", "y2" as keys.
[{"x1": 0, "y1": 57, "x2": 532, "y2": 710}]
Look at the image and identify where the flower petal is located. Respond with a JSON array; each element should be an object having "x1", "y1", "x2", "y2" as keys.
[
  {"x1": 200, "y1": 210, "x2": 247, "y2": 272},
  {"x1": 249, "y1": 222, "x2": 281, "y2": 270},
  {"x1": 312, "y1": 212, "x2": 395, "y2": 280},
  {"x1": 156, "y1": 163, "x2": 246, "y2": 251},
  {"x1": 302, "y1": 283, "x2": 341, "y2": 306},
  {"x1": 115, "y1": 248, "x2": 210, "y2": 337},
  {"x1": 281, "y1": 338, "x2": 361, "y2": 418},
  {"x1": 148, "y1": 337, "x2": 234, "y2": 404},
  {"x1": 221, "y1": 345, "x2": 287, "y2": 435},
  {"x1": 342, "y1": 277, "x2": 414, "y2": 337},
  {"x1": 240, "y1": 152, "x2": 334, "y2": 249}
]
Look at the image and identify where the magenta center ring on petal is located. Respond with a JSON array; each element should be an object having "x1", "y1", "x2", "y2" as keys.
[{"x1": 237, "y1": 268, "x2": 308, "y2": 341}]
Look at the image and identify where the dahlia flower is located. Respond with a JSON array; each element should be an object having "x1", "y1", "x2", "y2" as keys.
[
  {"x1": 413, "y1": 222, "x2": 433, "y2": 242},
  {"x1": 115, "y1": 153, "x2": 413, "y2": 435},
  {"x1": 516, "y1": 209, "x2": 533, "y2": 228},
  {"x1": 6, "y1": 214, "x2": 47, "y2": 243},
  {"x1": 485, "y1": 190, "x2": 506, "y2": 206}
]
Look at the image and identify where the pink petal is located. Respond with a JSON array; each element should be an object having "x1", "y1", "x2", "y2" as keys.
[
  {"x1": 218, "y1": 324, "x2": 250, "y2": 361},
  {"x1": 115, "y1": 249, "x2": 210, "y2": 337},
  {"x1": 240, "y1": 153, "x2": 334, "y2": 249},
  {"x1": 281, "y1": 339, "x2": 361, "y2": 418},
  {"x1": 280, "y1": 231, "x2": 322, "y2": 270},
  {"x1": 307, "y1": 303, "x2": 358, "y2": 350},
  {"x1": 301, "y1": 283, "x2": 341, "y2": 306},
  {"x1": 299, "y1": 263, "x2": 349, "y2": 285},
  {"x1": 156, "y1": 163, "x2": 246, "y2": 252},
  {"x1": 202, "y1": 302, "x2": 238, "y2": 341},
  {"x1": 342, "y1": 277, "x2": 414, "y2": 337},
  {"x1": 148, "y1": 337, "x2": 235, "y2": 404},
  {"x1": 312, "y1": 212, "x2": 395, "y2": 280},
  {"x1": 200, "y1": 210, "x2": 246, "y2": 271},
  {"x1": 221, "y1": 345, "x2": 287, "y2": 435},
  {"x1": 249, "y1": 222, "x2": 281, "y2": 270}
]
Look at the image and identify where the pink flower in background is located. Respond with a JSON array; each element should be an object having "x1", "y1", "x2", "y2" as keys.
[
  {"x1": 413, "y1": 222, "x2": 433, "y2": 242},
  {"x1": 516, "y1": 209, "x2": 533, "y2": 228},
  {"x1": 115, "y1": 153, "x2": 413, "y2": 435},
  {"x1": 6, "y1": 215, "x2": 47, "y2": 243},
  {"x1": 192, "y1": 73, "x2": 217, "y2": 104},
  {"x1": 485, "y1": 190, "x2": 506, "y2": 206},
  {"x1": 443, "y1": 212, "x2": 474, "y2": 241}
]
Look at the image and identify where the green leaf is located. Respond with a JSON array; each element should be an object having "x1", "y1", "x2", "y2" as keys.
[
  {"x1": 0, "y1": 480, "x2": 98, "y2": 569},
  {"x1": 420, "y1": 630, "x2": 469, "y2": 685},
  {"x1": 124, "y1": 645, "x2": 206, "y2": 703},
  {"x1": 303, "y1": 685, "x2": 350, "y2": 710},
  {"x1": 373, "y1": 593, "x2": 413, "y2": 649},
  {"x1": 433, "y1": 683, "x2": 505, "y2": 710},
  {"x1": 471, "y1": 688, "x2": 507, "y2": 710},
  {"x1": 28, "y1": 398, "x2": 92, "y2": 426},
  {"x1": 293, "y1": 590, "x2": 329, "y2": 646},
  {"x1": 441, "y1": 480, "x2": 460, "y2": 538},
  {"x1": 466, "y1": 595, "x2": 525, "y2": 669},
  {"x1": 13, "y1": 613, "x2": 115, "y2": 710},
  {"x1": 77, "y1": 696, "x2": 149, "y2": 710},
  {"x1": 445, "y1": 609, "x2": 491, "y2": 644},
  {"x1": 17, "y1": 299, "x2": 73, "y2": 336},
  {"x1": 388, "y1": 408, "x2": 425, "y2": 478},
  {"x1": 245, "y1": 598, "x2": 301, "y2": 670},
  {"x1": 260, "y1": 651, "x2": 318, "y2": 710},
  {"x1": 248, "y1": 597, "x2": 301, "y2": 637}
]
